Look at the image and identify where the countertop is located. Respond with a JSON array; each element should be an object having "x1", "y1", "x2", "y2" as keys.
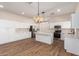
[
  {"x1": 63, "y1": 33, "x2": 79, "y2": 39},
  {"x1": 35, "y1": 31, "x2": 53, "y2": 36}
]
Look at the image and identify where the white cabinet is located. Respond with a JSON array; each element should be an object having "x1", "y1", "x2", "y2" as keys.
[
  {"x1": 72, "y1": 13, "x2": 79, "y2": 28},
  {"x1": 0, "y1": 31, "x2": 31, "y2": 44},
  {"x1": 64, "y1": 37, "x2": 79, "y2": 55},
  {"x1": 36, "y1": 32, "x2": 53, "y2": 44}
]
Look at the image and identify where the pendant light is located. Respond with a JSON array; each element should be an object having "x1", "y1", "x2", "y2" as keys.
[{"x1": 33, "y1": 1, "x2": 44, "y2": 23}]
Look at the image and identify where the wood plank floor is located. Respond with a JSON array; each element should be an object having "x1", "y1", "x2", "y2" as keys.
[{"x1": 0, "y1": 38, "x2": 76, "y2": 56}]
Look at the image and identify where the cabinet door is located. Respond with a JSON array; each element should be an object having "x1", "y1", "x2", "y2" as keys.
[
  {"x1": 36, "y1": 34, "x2": 53, "y2": 44},
  {"x1": 0, "y1": 29, "x2": 9, "y2": 44},
  {"x1": 64, "y1": 38, "x2": 79, "y2": 55},
  {"x1": 72, "y1": 13, "x2": 79, "y2": 28}
]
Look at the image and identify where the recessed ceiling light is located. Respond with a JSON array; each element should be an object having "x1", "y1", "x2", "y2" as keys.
[
  {"x1": 0, "y1": 5, "x2": 4, "y2": 8},
  {"x1": 22, "y1": 12, "x2": 24, "y2": 15},
  {"x1": 57, "y1": 9, "x2": 61, "y2": 12}
]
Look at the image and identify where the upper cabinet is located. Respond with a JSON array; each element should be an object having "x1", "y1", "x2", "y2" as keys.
[
  {"x1": 72, "y1": 3, "x2": 79, "y2": 28},
  {"x1": 72, "y1": 13, "x2": 79, "y2": 28}
]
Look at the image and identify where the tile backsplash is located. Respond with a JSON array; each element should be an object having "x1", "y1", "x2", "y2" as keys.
[{"x1": 15, "y1": 28, "x2": 29, "y2": 33}]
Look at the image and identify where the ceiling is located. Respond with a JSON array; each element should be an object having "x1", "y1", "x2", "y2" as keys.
[{"x1": 0, "y1": 2, "x2": 78, "y2": 19}]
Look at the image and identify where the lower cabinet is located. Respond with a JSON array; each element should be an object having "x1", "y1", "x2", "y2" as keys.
[
  {"x1": 64, "y1": 38, "x2": 79, "y2": 55},
  {"x1": 0, "y1": 32, "x2": 31, "y2": 44},
  {"x1": 36, "y1": 32, "x2": 53, "y2": 44}
]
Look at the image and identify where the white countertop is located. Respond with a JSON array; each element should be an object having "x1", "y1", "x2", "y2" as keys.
[
  {"x1": 35, "y1": 31, "x2": 53, "y2": 36},
  {"x1": 63, "y1": 33, "x2": 79, "y2": 39}
]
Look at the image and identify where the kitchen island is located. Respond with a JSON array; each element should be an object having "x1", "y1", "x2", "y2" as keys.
[
  {"x1": 64, "y1": 34, "x2": 79, "y2": 55},
  {"x1": 35, "y1": 31, "x2": 53, "y2": 44}
]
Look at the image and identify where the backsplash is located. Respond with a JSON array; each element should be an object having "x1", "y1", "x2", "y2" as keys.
[
  {"x1": 15, "y1": 28, "x2": 29, "y2": 33},
  {"x1": 76, "y1": 28, "x2": 79, "y2": 36}
]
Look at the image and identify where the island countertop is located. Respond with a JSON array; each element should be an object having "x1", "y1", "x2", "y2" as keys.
[{"x1": 35, "y1": 31, "x2": 53, "y2": 36}]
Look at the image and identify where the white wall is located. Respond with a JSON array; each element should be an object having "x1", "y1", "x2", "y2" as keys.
[
  {"x1": 50, "y1": 21, "x2": 71, "y2": 28},
  {"x1": 39, "y1": 22, "x2": 50, "y2": 32},
  {"x1": 0, "y1": 11, "x2": 35, "y2": 44},
  {"x1": 49, "y1": 14, "x2": 71, "y2": 22},
  {"x1": 38, "y1": 14, "x2": 71, "y2": 32}
]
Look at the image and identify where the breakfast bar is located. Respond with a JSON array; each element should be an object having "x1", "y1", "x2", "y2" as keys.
[{"x1": 35, "y1": 31, "x2": 53, "y2": 44}]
